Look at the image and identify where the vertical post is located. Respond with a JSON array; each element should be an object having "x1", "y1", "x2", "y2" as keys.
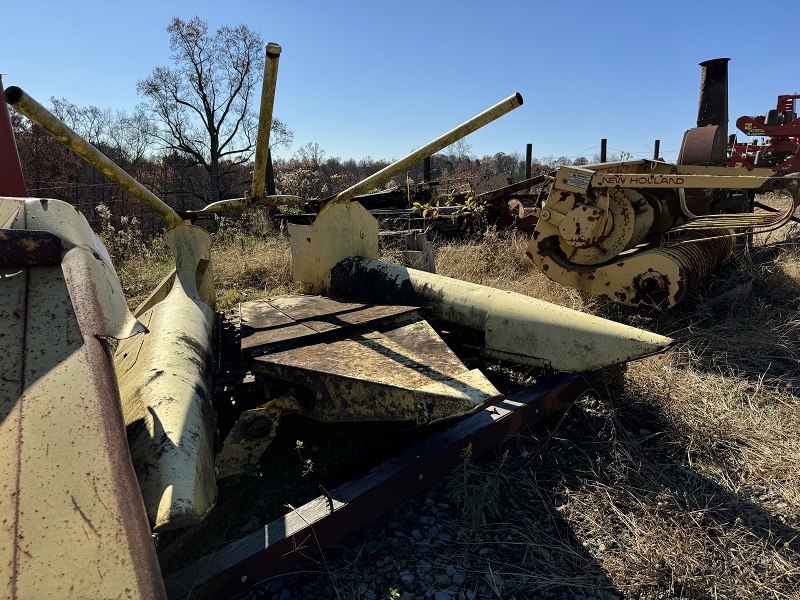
[
  {"x1": 0, "y1": 75, "x2": 27, "y2": 197},
  {"x1": 266, "y1": 148, "x2": 276, "y2": 196},
  {"x1": 653, "y1": 140, "x2": 660, "y2": 160},
  {"x1": 525, "y1": 143, "x2": 532, "y2": 179},
  {"x1": 423, "y1": 156, "x2": 431, "y2": 183},
  {"x1": 600, "y1": 139, "x2": 607, "y2": 163},
  {"x1": 251, "y1": 43, "x2": 282, "y2": 201}
]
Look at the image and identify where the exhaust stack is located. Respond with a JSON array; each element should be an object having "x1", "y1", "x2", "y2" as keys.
[{"x1": 697, "y1": 57, "x2": 730, "y2": 130}]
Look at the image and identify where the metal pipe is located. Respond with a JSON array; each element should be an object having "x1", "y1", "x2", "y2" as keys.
[
  {"x1": 250, "y1": 43, "x2": 282, "y2": 202},
  {"x1": 196, "y1": 194, "x2": 305, "y2": 213},
  {"x1": 600, "y1": 138, "x2": 607, "y2": 162},
  {"x1": 0, "y1": 76, "x2": 27, "y2": 197},
  {"x1": 697, "y1": 58, "x2": 730, "y2": 130},
  {"x1": 322, "y1": 93, "x2": 523, "y2": 209},
  {"x1": 653, "y1": 139, "x2": 660, "y2": 160},
  {"x1": 3, "y1": 86, "x2": 183, "y2": 228}
]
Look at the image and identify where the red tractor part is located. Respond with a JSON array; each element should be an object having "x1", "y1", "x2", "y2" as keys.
[
  {"x1": 728, "y1": 94, "x2": 800, "y2": 173},
  {"x1": 0, "y1": 75, "x2": 27, "y2": 197}
]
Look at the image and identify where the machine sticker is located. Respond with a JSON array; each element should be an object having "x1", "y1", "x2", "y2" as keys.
[
  {"x1": 566, "y1": 171, "x2": 592, "y2": 190},
  {"x1": 743, "y1": 122, "x2": 766, "y2": 136}
]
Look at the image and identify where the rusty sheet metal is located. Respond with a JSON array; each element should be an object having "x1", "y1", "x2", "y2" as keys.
[
  {"x1": 289, "y1": 201, "x2": 379, "y2": 294},
  {"x1": 3, "y1": 196, "x2": 117, "y2": 268},
  {"x1": 9, "y1": 197, "x2": 146, "y2": 340},
  {"x1": 244, "y1": 296, "x2": 501, "y2": 425},
  {"x1": 329, "y1": 257, "x2": 673, "y2": 372},
  {"x1": 116, "y1": 222, "x2": 216, "y2": 532},
  {"x1": 215, "y1": 403, "x2": 284, "y2": 478},
  {"x1": 0, "y1": 229, "x2": 62, "y2": 267},
  {"x1": 0, "y1": 199, "x2": 164, "y2": 599},
  {"x1": 239, "y1": 295, "x2": 418, "y2": 354}
]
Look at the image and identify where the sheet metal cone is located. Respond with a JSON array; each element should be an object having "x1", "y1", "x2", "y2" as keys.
[{"x1": 329, "y1": 257, "x2": 673, "y2": 373}]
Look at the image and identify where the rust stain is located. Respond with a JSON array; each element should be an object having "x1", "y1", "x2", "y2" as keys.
[
  {"x1": 71, "y1": 496, "x2": 99, "y2": 537},
  {"x1": 10, "y1": 266, "x2": 30, "y2": 600}
]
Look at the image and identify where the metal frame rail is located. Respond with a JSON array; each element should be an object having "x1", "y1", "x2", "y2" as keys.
[{"x1": 164, "y1": 372, "x2": 591, "y2": 599}]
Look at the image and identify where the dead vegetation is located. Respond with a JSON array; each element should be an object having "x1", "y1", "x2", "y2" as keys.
[
  {"x1": 306, "y1": 221, "x2": 800, "y2": 599},
  {"x1": 116, "y1": 208, "x2": 800, "y2": 598},
  {"x1": 429, "y1": 222, "x2": 800, "y2": 599}
]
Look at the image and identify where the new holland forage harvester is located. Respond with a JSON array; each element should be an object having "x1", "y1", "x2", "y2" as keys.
[
  {"x1": 0, "y1": 44, "x2": 675, "y2": 599},
  {"x1": 525, "y1": 58, "x2": 799, "y2": 309}
]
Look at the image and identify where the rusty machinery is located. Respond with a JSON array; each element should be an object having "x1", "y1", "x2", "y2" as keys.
[
  {"x1": 526, "y1": 58, "x2": 800, "y2": 309},
  {"x1": 0, "y1": 45, "x2": 676, "y2": 599}
]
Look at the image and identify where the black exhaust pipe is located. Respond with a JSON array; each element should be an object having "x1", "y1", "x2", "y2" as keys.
[{"x1": 696, "y1": 58, "x2": 730, "y2": 131}]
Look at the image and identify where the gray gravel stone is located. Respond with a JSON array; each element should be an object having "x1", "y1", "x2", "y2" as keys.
[{"x1": 401, "y1": 572, "x2": 415, "y2": 585}]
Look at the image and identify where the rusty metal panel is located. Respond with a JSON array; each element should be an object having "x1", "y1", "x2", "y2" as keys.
[
  {"x1": 115, "y1": 222, "x2": 217, "y2": 532},
  {"x1": 247, "y1": 298, "x2": 502, "y2": 425},
  {"x1": 0, "y1": 229, "x2": 62, "y2": 267},
  {"x1": 164, "y1": 372, "x2": 586, "y2": 600},
  {"x1": 239, "y1": 295, "x2": 417, "y2": 354},
  {"x1": 215, "y1": 403, "x2": 284, "y2": 478},
  {"x1": 289, "y1": 202, "x2": 379, "y2": 294},
  {"x1": 0, "y1": 201, "x2": 164, "y2": 598},
  {"x1": 4, "y1": 196, "x2": 116, "y2": 265}
]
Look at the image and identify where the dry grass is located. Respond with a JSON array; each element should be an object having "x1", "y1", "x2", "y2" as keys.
[
  {"x1": 508, "y1": 221, "x2": 800, "y2": 598},
  {"x1": 117, "y1": 210, "x2": 800, "y2": 598},
  {"x1": 116, "y1": 210, "x2": 300, "y2": 311},
  {"x1": 434, "y1": 227, "x2": 585, "y2": 309},
  {"x1": 377, "y1": 223, "x2": 800, "y2": 598}
]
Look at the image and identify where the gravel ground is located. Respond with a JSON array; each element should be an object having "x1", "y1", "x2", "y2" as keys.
[
  {"x1": 231, "y1": 407, "x2": 623, "y2": 600},
  {"x1": 241, "y1": 478, "x2": 620, "y2": 600}
]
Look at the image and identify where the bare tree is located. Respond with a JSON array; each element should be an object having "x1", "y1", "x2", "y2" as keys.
[
  {"x1": 137, "y1": 16, "x2": 292, "y2": 203},
  {"x1": 293, "y1": 142, "x2": 325, "y2": 167}
]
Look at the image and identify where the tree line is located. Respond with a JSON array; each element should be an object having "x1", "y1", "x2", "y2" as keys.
[{"x1": 8, "y1": 16, "x2": 585, "y2": 237}]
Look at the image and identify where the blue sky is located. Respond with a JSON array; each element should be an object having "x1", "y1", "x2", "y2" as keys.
[{"x1": 3, "y1": 0, "x2": 799, "y2": 165}]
